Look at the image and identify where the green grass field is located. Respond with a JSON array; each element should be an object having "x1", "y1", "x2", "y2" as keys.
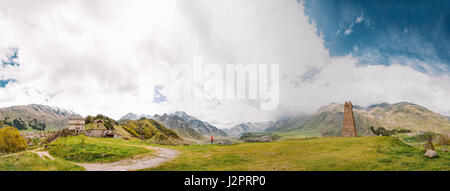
[
  {"x1": 0, "y1": 152, "x2": 83, "y2": 171},
  {"x1": 147, "y1": 136, "x2": 449, "y2": 171},
  {"x1": 1, "y1": 135, "x2": 448, "y2": 171},
  {"x1": 46, "y1": 135, "x2": 151, "y2": 163}
]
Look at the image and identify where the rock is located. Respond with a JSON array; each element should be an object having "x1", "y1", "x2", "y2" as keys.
[
  {"x1": 442, "y1": 148, "x2": 448, "y2": 152},
  {"x1": 216, "y1": 140, "x2": 233, "y2": 145},
  {"x1": 424, "y1": 150, "x2": 438, "y2": 158}
]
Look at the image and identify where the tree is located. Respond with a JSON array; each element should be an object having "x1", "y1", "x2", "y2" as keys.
[
  {"x1": 104, "y1": 120, "x2": 115, "y2": 130},
  {"x1": 85, "y1": 115, "x2": 94, "y2": 124},
  {"x1": 12, "y1": 118, "x2": 27, "y2": 130},
  {"x1": 370, "y1": 126, "x2": 396, "y2": 136},
  {"x1": 0, "y1": 126, "x2": 28, "y2": 153},
  {"x1": 28, "y1": 119, "x2": 46, "y2": 131}
]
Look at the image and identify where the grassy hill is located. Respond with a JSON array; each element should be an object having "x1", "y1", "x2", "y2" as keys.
[
  {"x1": 85, "y1": 120, "x2": 132, "y2": 138},
  {"x1": 46, "y1": 135, "x2": 150, "y2": 163},
  {"x1": 121, "y1": 118, "x2": 184, "y2": 145},
  {"x1": 147, "y1": 136, "x2": 449, "y2": 171},
  {"x1": 0, "y1": 152, "x2": 83, "y2": 171},
  {"x1": 266, "y1": 102, "x2": 450, "y2": 138},
  {"x1": 122, "y1": 112, "x2": 228, "y2": 141}
]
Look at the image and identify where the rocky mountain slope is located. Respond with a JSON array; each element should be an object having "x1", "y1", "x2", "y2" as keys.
[
  {"x1": 171, "y1": 111, "x2": 228, "y2": 137},
  {"x1": 225, "y1": 121, "x2": 286, "y2": 137},
  {"x1": 0, "y1": 104, "x2": 81, "y2": 130},
  {"x1": 152, "y1": 113, "x2": 206, "y2": 141}
]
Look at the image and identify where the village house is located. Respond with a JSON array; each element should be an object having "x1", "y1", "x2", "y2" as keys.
[
  {"x1": 85, "y1": 129, "x2": 122, "y2": 138},
  {"x1": 65, "y1": 117, "x2": 122, "y2": 138},
  {"x1": 67, "y1": 117, "x2": 85, "y2": 134}
]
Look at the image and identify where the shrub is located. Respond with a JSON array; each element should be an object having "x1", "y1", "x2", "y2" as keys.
[
  {"x1": 370, "y1": 127, "x2": 411, "y2": 136},
  {"x1": 396, "y1": 129, "x2": 411, "y2": 134},
  {"x1": 42, "y1": 130, "x2": 67, "y2": 144},
  {"x1": 85, "y1": 115, "x2": 94, "y2": 124},
  {"x1": 0, "y1": 126, "x2": 28, "y2": 153}
]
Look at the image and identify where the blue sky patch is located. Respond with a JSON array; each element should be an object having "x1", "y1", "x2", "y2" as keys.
[
  {"x1": 0, "y1": 79, "x2": 17, "y2": 88},
  {"x1": 1, "y1": 47, "x2": 19, "y2": 88},
  {"x1": 303, "y1": 0, "x2": 449, "y2": 73},
  {"x1": 1, "y1": 47, "x2": 20, "y2": 68},
  {"x1": 153, "y1": 85, "x2": 167, "y2": 103}
]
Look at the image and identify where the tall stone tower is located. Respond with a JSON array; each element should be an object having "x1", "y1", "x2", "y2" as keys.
[{"x1": 342, "y1": 101, "x2": 357, "y2": 137}]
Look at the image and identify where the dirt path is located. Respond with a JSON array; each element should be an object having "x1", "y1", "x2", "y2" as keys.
[
  {"x1": 31, "y1": 148, "x2": 55, "y2": 160},
  {"x1": 75, "y1": 146, "x2": 179, "y2": 171},
  {"x1": 1, "y1": 147, "x2": 44, "y2": 158}
]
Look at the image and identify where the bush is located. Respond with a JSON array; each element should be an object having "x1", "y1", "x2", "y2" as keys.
[
  {"x1": 85, "y1": 115, "x2": 94, "y2": 124},
  {"x1": 42, "y1": 130, "x2": 68, "y2": 144},
  {"x1": 0, "y1": 126, "x2": 28, "y2": 153},
  {"x1": 369, "y1": 127, "x2": 411, "y2": 137}
]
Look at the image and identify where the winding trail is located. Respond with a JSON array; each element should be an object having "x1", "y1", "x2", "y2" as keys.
[
  {"x1": 74, "y1": 145, "x2": 179, "y2": 171},
  {"x1": 1, "y1": 147, "x2": 44, "y2": 158},
  {"x1": 31, "y1": 148, "x2": 55, "y2": 160}
]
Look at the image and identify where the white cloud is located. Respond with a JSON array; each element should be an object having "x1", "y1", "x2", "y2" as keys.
[
  {"x1": 338, "y1": 12, "x2": 366, "y2": 36},
  {"x1": 0, "y1": 0, "x2": 449, "y2": 129},
  {"x1": 355, "y1": 14, "x2": 364, "y2": 23}
]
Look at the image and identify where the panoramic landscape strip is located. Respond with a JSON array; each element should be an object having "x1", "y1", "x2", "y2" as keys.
[
  {"x1": 0, "y1": 101, "x2": 449, "y2": 171},
  {"x1": 0, "y1": 0, "x2": 449, "y2": 183}
]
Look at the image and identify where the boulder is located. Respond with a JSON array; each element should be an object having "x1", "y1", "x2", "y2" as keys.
[
  {"x1": 216, "y1": 140, "x2": 233, "y2": 145},
  {"x1": 424, "y1": 150, "x2": 438, "y2": 158}
]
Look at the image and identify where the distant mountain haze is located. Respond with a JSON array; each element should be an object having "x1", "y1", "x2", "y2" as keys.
[{"x1": 225, "y1": 120, "x2": 288, "y2": 137}]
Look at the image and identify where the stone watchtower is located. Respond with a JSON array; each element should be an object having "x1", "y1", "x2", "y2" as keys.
[{"x1": 342, "y1": 101, "x2": 357, "y2": 137}]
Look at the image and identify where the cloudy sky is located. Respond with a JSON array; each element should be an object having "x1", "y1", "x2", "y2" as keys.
[{"x1": 0, "y1": 0, "x2": 449, "y2": 128}]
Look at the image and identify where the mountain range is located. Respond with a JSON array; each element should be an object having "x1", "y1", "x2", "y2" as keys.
[
  {"x1": 264, "y1": 102, "x2": 450, "y2": 138},
  {"x1": 0, "y1": 104, "x2": 81, "y2": 131},
  {"x1": 120, "y1": 111, "x2": 228, "y2": 141},
  {"x1": 1, "y1": 102, "x2": 449, "y2": 140},
  {"x1": 225, "y1": 121, "x2": 286, "y2": 137}
]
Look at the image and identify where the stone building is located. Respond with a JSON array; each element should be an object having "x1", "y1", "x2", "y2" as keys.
[
  {"x1": 85, "y1": 129, "x2": 122, "y2": 138},
  {"x1": 67, "y1": 117, "x2": 85, "y2": 133},
  {"x1": 342, "y1": 101, "x2": 357, "y2": 137},
  {"x1": 65, "y1": 117, "x2": 122, "y2": 138}
]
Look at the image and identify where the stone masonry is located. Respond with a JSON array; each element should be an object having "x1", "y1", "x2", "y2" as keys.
[{"x1": 342, "y1": 101, "x2": 357, "y2": 137}]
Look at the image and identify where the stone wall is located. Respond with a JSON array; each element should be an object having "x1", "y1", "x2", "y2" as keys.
[
  {"x1": 342, "y1": 101, "x2": 357, "y2": 137},
  {"x1": 85, "y1": 129, "x2": 122, "y2": 138}
]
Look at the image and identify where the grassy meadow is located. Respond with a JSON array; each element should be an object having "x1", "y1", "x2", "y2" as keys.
[
  {"x1": 1, "y1": 135, "x2": 448, "y2": 171},
  {"x1": 46, "y1": 135, "x2": 151, "y2": 163},
  {"x1": 0, "y1": 152, "x2": 83, "y2": 171},
  {"x1": 147, "y1": 136, "x2": 449, "y2": 171}
]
